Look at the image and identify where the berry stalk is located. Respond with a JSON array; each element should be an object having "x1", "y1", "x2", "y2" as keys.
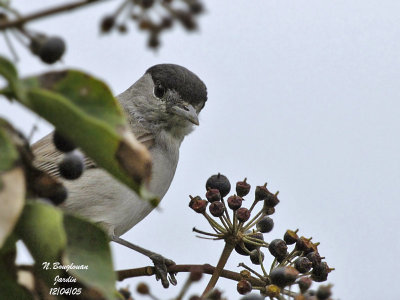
[{"x1": 202, "y1": 241, "x2": 235, "y2": 296}]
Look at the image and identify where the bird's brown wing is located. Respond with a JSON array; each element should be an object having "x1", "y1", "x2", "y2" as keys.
[{"x1": 32, "y1": 127, "x2": 155, "y2": 178}]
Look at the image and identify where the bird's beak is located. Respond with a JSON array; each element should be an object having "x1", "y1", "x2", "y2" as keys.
[{"x1": 170, "y1": 103, "x2": 200, "y2": 125}]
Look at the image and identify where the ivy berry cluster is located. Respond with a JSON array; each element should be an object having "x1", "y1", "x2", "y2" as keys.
[{"x1": 189, "y1": 173, "x2": 334, "y2": 299}]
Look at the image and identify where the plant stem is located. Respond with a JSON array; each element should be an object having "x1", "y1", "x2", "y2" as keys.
[
  {"x1": 0, "y1": 0, "x2": 107, "y2": 30},
  {"x1": 201, "y1": 241, "x2": 235, "y2": 296}
]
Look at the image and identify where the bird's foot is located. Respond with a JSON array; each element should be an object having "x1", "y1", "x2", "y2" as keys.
[{"x1": 149, "y1": 253, "x2": 177, "y2": 288}]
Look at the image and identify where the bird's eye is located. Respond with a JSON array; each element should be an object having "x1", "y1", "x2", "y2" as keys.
[{"x1": 154, "y1": 84, "x2": 165, "y2": 99}]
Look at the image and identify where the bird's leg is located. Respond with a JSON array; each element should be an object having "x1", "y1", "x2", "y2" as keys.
[{"x1": 111, "y1": 235, "x2": 177, "y2": 288}]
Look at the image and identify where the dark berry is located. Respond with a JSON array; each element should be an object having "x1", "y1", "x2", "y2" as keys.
[
  {"x1": 206, "y1": 188, "x2": 221, "y2": 202},
  {"x1": 117, "y1": 24, "x2": 128, "y2": 33},
  {"x1": 264, "y1": 193, "x2": 279, "y2": 208},
  {"x1": 140, "y1": 0, "x2": 154, "y2": 8},
  {"x1": 189, "y1": 196, "x2": 208, "y2": 213},
  {"x1": 206, "y1": 173, "x2": 231, "y2": 197},
  {"x1": 237, "y1": 279, "x2": 252, "y2": 295},
  {"x1": 236, "y1": 178, "x2": 251, "y2": 197},
  {"x1": 296, "y1": 237, "x2": 317, "y2": 254},
  {"x1": 237, "y1": 207, "x2": 250, "y2": 222},
  {"x1": 101, "y1": 15, "x2": 115, "y2": 33},
  {"x1": 48, "y1": 184, "x2": 68, "y2": 205},
  {"x1": 311, "y1": 262, "x2": 330, "y2": 282},
  {"x1": 189, "y1": 266, "x2": 203, "y2": 282},
  {"x1": 306, "y1": 252, "x2": 322, "y2": 268},
  {"x1": 283, "y1": 229, "x2": 299, "y2": 245},
  {"x1": 53, "y1": 131, "x2": 76, "y2": 153},
  {"x1": 269, "y1": 267, "x2": 299, "y2": 288},
  {"x1": 136, "y1": 282, "x2": 149, "y2": 294},
  {"x1": 264, "y1": 207, "x2": 275, "y2": 215},
  {"x1": 245, "y1": 232, "x2": 264, "y2": 251},
  {"x1": 118, "y1": 287, "x2": 131, "y2": 299},
  {"x1": 297, "y1": 277, "x2": 312, "y2": 293},
  {"x1": 268, "y1": 239, "x2": 288, "y2": 258},
  {"x1": 256, "y1": 216, "x2": 274, "y2": 233},
  {"x1": 209, "y1": 201, "x2": 224, "y2": 217},
  {"x1": 161, "y1": 17, "x2": 173, "y2": 29},
  {"x1": 207, "y1": 289, "x2": 222, "y2": 300},
  {"x1": 255, "y1": 184, "x2": 271, "y2": 201},
  {"x1": 276, "y1": 252, "x2": 289, "y2": 263},
  {"x1": 249, "y1": 249, "x2": 264, "y2": 265},
  {"x1": 175, "y1": 10, "x2": 197, "y2": 31},
  {"x1": 189, "y1": 2, "x2": 204, "y2": 14},
  {"x1": 59, "y1": 152, "x2": 84, "y2": 180},
  {"x1": 316, "y1": 284, "x2": 332, "y2": 300},
  {"x1": 31, "y1": 36, "x2": 66, "y2": 64},
  {"x1": 148, "y1": 33, "x2": 160, "y2": 49},
  {"x1": 294, "y1": 257, "x2": 312, "y2": 273},
  {"x1": 235, "y1": 243, "x2": 250, "y2": 256},
  {"x1": 227, "y1": 195, "x2": 242, "y2": 210}
]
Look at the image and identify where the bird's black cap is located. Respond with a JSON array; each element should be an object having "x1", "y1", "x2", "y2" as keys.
[{"x1": 146, "y1": 64, "x2": 207, "y2": 108}]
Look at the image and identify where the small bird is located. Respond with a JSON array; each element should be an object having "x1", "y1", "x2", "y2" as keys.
[{"x1": 32, "y1": 64, "x2": 208, "y2": 287}]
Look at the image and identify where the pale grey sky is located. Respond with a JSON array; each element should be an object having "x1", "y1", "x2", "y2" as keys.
[{"x1": 1, "y1": 1, "x2": 400, "y2": 299}]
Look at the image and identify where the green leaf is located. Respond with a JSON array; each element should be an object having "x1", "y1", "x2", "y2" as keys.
[
  {"x1": 0, "y1": 56, "x2": 24, "y2": 100},
  {"x1": 0, "y1": 119, "x2": 19, "y2": 172},
  {"x1": 0, "y1": 120, "x2": 25, "y2": 248},
  {"x1": 15, "y1": 202, "x2": 66, "y2": 284},
  {"x1": 0, "y1": 233, "x2": 32, "y2": 300},
  {"x1": 14, "y1": 69, "x2": 155, "y2": 203},
  {"x1": 63, "y1": 214, "x2": 117, "y2": 300},
  {"x1": 0, "y1": 267, "x2": 34, "y2": 300}
]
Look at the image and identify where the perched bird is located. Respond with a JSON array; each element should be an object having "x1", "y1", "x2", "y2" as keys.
[{"x1": 32, "y1": 64, "x2": 208, "y2": 287}]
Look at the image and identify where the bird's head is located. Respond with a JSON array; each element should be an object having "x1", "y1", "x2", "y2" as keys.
[{"x1": 119, "y1": 64, "x2": 207, "y2": 139}]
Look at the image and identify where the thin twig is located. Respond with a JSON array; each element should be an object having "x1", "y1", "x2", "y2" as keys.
[
  {"x1": 0, "y1": 0, "x2": 107, "y2": 30},
  {"x1": 116, "y1": 263, "x2": 266, "y2": 287}
]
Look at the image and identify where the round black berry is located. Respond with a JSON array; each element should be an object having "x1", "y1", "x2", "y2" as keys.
[
  {"x1": 237, "y1": 279, "x2": 252, "y2": 295},
  {"x1": 136, "y1": 282, "x2": 150, "y2": 295},
  {"x1": 264, "y1": 193, "x2": 279, "y2": 208},
  {"x1": 316, "y1": 284, "x2": 332, "y2": 300},
  {"x1": 244, "y1": 232, "x2": 264, "y2": 251},
  {"x1": 297, "y1": 276, "x2": 312, "y2": 293},
  {"x1": 311, "y1": 262, "x2": 330, "y2": 282},
  {"x1": 236, "y1": 207, "x2": 250, "y2": 222},
  {"x1": 255, "y1": 184, "x2": 271, "y2": 201},
  {"x1": 53, "y1": 131, "x2": 76, "y2": 153},
  {"x1": 209, "y1": 201, "x2": 224, "y2": 217},
  {"x1": 189, "y1": 2, "x2": 204, "y2": 14},
  {"x1": 236, "y1": 178, "x2": 251, "y2": 197},
  {"x1": 269, "y1": 267, "x2": 299, "y2": 288},
  {"x1": 235, "y1": 243, "x2": 250, "y2": 256},
  {"x1": 283, "y1": 229, "x2": 299, "y2": 245},
  {"x1": 48, "y1": 184, "x2": 68, "y2": 205},
  {"x1": 101, "y1": 15, "x2": 115, "y2": 33},
  {"x1": 38, "y1": 36, "x2": 66, "y2": 64},
  {"x1": 227, "y1": 195, "x2": 242, "y2": 210},
  {"x1": 256, "y1": 216, "x2": 274, "y2": 233},
  {"x1": 306, "y1": 252, "x2": 322, "y2": 268},
  {"x1": 268, "y1": 239, "x2": 288, "y2": 259},
  {"x1": 206, "y1": 188, "x2": 221, "y2": 202},
  {"x1": 58, "y1": 152, "x2": 84, "y2": 180},
  {"x1": 189, "y1": 196, "x2": 208, "y2": 213},
  {"x1": 140, "y1": 0, "x2": 154, "y2": 9},
  {"x1": 294, "y1": 257, "x2": 312, "y2": 273},
  {"x1": 206, "y1": 173, "x2": 231, "y2": 197},
  {"x1": 249, "y1": 249, "x2": 264, "y2": 265}
]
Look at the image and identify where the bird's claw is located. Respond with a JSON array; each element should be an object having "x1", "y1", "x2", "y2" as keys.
[{"x1": 150, "y1": 254, "x2": 177, "y2": 288}]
